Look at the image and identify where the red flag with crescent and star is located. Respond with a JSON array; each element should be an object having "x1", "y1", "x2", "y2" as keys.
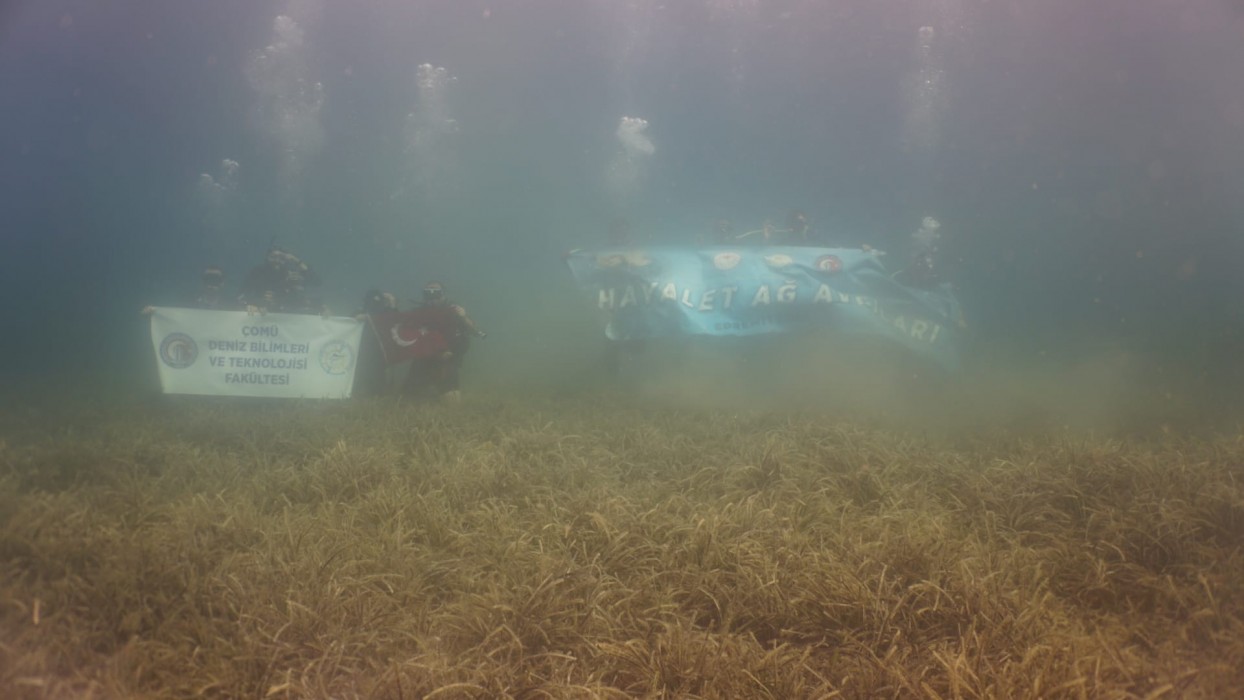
[{"x1": 367, "y1": 307, "x2": 455, "y2": 364}]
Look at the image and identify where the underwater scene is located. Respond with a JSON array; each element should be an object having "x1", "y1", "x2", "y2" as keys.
[{"x1": 2, "y1": 1, "x2": 1243, "y2": 697}]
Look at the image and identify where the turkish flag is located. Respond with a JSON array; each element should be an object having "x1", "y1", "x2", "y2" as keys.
[{"x1": 368, "y1": 308, "x2": 455, "y2": 364}]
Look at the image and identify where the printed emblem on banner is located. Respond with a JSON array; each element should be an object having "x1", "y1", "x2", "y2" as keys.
[
  {"x1": 713, "y1": 251, "x2": 742, "y2": 270},
  {"x1": 319, "y1": 340, "x2": 355, "y2": 375},
  {"x1": 763, "y1": 253, "x2": 793, "y2": 268},
  {"x1": 815, "y1": 254, "x2": 843, "y2": 272},
  {"x1": 158, "y1": 333, "x2": 198, "y2": 369}
]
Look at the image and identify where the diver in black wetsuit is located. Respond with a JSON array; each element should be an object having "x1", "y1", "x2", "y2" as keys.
[
  {"x1": 240, "y1": 247, "x2": 322, "y2": 314},
  {"x1": 353, "y1": 289, "x2": 398, "y2": 398},
  {"x1": 893, "y1": 216, "x2": 943, "y2": 289},
  {"x1": 401, "y1": 282, "x2": 485, "y2": 404}
]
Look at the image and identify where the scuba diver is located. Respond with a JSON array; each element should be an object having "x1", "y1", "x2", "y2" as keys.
[
  {"x1": 401, "y1": 282, "x2": 486, "y2": 404},
  {"x1": 785, "y1": 210, "x2": 811, "y2": 244},
  {"x1": 280, "y1": 266, "x2": 328, "y2": 315},
  {"x1": 893, "y1": 216, "x2": 943, "y2": 289},
  {"x1": 240, "y1": 247, "x2": 322, "y2": 314},
  {"x1": 894, "y1": 250, "x2": 940, "y2": 288},
  {"x1": 352, "y1": 289, "x2": 399, "y2": 398},
  {"x1": 193, "y1": 267, "x2": 229, "y2": 308}
]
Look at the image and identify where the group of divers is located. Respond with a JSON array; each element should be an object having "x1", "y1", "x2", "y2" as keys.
[
  {"x1": 143, "y1": 247, "x2": 485, "y2": 403},
  {"x1": 144, "y1": 212, "x2": 944, "y2": 401}
]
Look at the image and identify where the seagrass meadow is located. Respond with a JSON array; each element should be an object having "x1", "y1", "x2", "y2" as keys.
[{"x1": 2, "y1": 390, "x2": 1243, "y2": 699}]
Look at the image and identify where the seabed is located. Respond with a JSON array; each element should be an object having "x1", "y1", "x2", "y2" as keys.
[{"x1": 1, "y1": 389, "x2": 1241, "y2": 698}]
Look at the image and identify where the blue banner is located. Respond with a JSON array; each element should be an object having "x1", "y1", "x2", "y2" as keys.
[{"x1": 566, "y1": 246, "x2": 964, "y2": 370}]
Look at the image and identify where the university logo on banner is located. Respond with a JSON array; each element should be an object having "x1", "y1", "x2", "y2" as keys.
[
  {"x1": 159, "y1": 333, "x2": 199, "y2": 369},
  {"x1": 318, "y1": 341, "x2": 356, "y2": 375}
]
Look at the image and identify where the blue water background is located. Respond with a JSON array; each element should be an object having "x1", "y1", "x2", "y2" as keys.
[{"x1": 2, "y1": 0, "x2": 1242, "y2": 405}]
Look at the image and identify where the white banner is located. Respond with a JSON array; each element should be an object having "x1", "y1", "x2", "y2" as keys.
[{"x1": 150, "y1": 307, "x2": 364, "y2": 398}]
